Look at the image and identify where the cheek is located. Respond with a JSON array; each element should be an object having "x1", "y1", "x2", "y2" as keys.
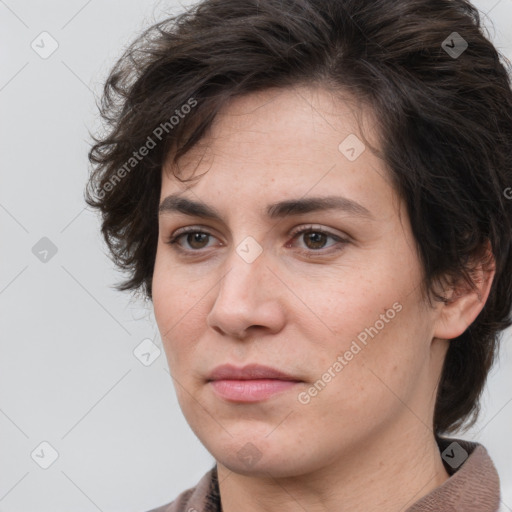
[
  {"x1": 301, "y1": 266, "x2": 427, "y2": 410},
  {"x1": 152, "y1": 243, "x2": 203, "y2": 322},
  {"x1": 322, "y1": 298, "x2": 431, "y2": 425},
  {"x1": 152, "y1": 257, "x2": 205, "y2": 368},
  {"x1": 293, "y1": 261, "x2": 404, "y2": 343},
  {"x1": 301, "y1": 324, "x2": 420, "y2": 439}
]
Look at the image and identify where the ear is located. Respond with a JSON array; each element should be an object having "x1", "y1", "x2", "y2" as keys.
[{"x1": 433, "y1": 241, "x2": 496, "y2": 340}]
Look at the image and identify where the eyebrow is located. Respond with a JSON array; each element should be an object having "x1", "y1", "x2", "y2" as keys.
[{"x1": 158, "y1": 194, "x2": 374, "y2": 221}]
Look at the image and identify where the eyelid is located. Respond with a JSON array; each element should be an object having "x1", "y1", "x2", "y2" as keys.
[
  {"x1": 288, "y1": 223, "x2": 350, "y2": 242},
  {"x1": 165, "y1": 225, "x2": 224, "y2": 248},
  {"x1": 170, "y1": 224, "x2": 219, "y2": 238}
]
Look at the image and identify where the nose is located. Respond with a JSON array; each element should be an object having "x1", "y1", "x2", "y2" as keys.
[{"x1": 206, "y1": 246, "x2": 286, "y2": 339}]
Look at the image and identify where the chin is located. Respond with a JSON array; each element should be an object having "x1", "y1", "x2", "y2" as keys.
[
  {"x1": 217, "y1": 453, "x2": 310, "y2": 478},
  {"x1": 205, "y1": 433, "x2": 319, "y2": 479}
]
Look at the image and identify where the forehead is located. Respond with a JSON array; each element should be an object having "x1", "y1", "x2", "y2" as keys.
[
  {"x1": 164, "y1": 86, "x2": 375, "y2": 169},
  {"x1": 160, "y1": 86, "x2": 396, "y2": 217}
]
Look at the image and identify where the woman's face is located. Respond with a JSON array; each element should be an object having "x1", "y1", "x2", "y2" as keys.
[{"x1": 152, "y1": 86, "x2": 448, "y2": 477}]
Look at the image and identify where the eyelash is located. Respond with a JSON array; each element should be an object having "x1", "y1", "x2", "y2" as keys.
[{"x1": 165, "y1": 224, "x2": 349, "y2": 257}]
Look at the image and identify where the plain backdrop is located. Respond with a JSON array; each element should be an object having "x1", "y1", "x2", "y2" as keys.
[{"x1": 1, "y1": 0, "x2": 511, "y2": 511}]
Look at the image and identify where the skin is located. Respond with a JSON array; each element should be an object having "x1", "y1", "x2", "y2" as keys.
[{"x1": 151, "y1": 85, "x2": 495, "y2": 512}]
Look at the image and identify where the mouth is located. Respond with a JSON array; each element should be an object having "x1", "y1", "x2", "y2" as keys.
[{"x1": 207, "y1": 364, "x2": 303, "y2": 403}]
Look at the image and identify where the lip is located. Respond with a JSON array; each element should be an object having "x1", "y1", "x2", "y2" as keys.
[
  {"x1": 207, "y1": 363, "x2": 300, "y2": 382},
  {"x1": 207, "y1": 364, "x2": 302, "y2": 403}
]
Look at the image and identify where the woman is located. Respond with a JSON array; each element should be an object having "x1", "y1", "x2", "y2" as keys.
[{"x1": 85, "y1": 0, "x2": 512, "y2": 510}]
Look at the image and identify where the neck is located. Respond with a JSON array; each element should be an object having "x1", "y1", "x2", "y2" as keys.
[{"x1": 217, "y1": 423, "x2": 450, "y2": 512}]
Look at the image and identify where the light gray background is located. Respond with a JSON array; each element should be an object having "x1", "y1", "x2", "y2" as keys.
[{"x1": 1, "y1": 0, "x2": 511, "y2": 511}]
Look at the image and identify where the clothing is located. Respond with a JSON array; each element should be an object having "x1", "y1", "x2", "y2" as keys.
[{"x1": 146, "y1": 437, "x2": 502, "y2": 512}]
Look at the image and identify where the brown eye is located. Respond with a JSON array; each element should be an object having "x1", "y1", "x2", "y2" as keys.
[
  {"x1": 166, "y1": 229, "x2": 217, "y2": 252},
  {"x1": 185, "y1": 232, "x2": 210, "y2": 249},
  {"x1": 288, "y1": 225, "x2": 350, "y2": 256},
  {"x1": 302, "y1": 231, "x2": 329, "y2": 250}
]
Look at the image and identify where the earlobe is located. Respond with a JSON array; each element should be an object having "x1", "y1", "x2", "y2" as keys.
[{"x1": 433, "y1": 242, "x2": 496, "y2": 341}]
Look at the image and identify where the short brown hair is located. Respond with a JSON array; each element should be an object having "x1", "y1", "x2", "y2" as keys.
[{"x1": 85, "y1": 0, "x2": 512, "y2": 435}]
